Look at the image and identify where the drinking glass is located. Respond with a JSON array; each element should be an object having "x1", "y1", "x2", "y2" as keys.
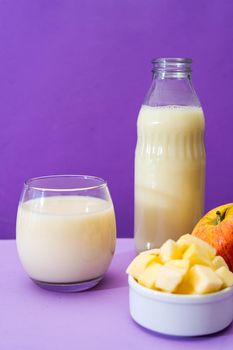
[{"x1": 16, "y1": 175, "x2": 116, "y2": 292}]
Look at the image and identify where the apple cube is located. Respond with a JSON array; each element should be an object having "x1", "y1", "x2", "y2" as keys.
[
  {"x1": 175, "y1": 277, "x2": 194, "y2": 294},
  {"x1": 183, "y1": 244, "x2": 212, "y2": 267},
  {"x1": 189, "y1": 265, "x2": 222, "y2": 294},
  {"x1": 137, "y1": 263, "x2": 161, "y2": 288},
  {"x1": 177, "y1": 234, "x2": 216, "y2": 258},
  {"x1": 165, "y1": 259, "x2": 190, "y2": 274},
  {"x1": 160, "y1": 239, "x2": 181, "y2": 263},
  {"x1": 215, "y1": 266, "x2": 233, "y2": 288},
  {"x1": 140, "y1": 248, "x2": 160, "y2": 256},
  {"x1": 212, "y1": 256, "x2": 229, "y2": 270},
  {"x1": 126, "y1": 254, "x2": 157, "y2": 279},
  {"x1": 155, "y1": 265, "x2": 184, "y2": 293}
]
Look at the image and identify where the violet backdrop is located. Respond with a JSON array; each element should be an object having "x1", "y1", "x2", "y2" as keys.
[{"x1": 0, "y1": 0, "x2": 233, "y2": 239}]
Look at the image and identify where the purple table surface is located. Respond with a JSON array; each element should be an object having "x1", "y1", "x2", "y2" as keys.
[{"x1": 1, "y1": 239, "x2": 233, "y2": 350}]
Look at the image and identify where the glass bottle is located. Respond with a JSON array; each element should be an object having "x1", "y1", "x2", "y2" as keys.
[{"x1": 134, "y1": 58, "x2": 206, "y2": 252}]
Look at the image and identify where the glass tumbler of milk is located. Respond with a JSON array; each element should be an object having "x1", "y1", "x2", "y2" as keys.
[
  {"x1": 16, "y1": 175, "x2": 116, "y2": 292},
  {"x1": 135, "y1": 58, "x2": 206, "y2": 252}
]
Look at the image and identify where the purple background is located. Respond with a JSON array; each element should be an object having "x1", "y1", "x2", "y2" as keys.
[{"x1": 0, "y1": 0, "x2": 233, "y2": 239}]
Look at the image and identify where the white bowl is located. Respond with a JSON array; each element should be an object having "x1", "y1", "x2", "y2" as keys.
[{"x1": 128, "y1": 276, "x2": 233, "y2": 336}]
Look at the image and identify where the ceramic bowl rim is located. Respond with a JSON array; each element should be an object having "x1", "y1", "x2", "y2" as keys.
[{"x1": 128, "y1": 276, "x2": 233, "y2": 304}]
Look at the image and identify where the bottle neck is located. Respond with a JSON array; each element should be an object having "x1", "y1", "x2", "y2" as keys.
[
  {"x1": 152, "y1": 58, "x2": 192, "y2": 80},
  {"x1": 144, "y1": 58, "x2": 200, "y2": 107}
]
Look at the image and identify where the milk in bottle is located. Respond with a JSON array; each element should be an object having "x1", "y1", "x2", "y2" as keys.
[{"x1": 134, "y1": 58, "x2": 205, "y2": 252}]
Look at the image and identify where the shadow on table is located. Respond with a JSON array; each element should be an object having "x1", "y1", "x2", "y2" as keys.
[
  {"x1": 133, "y1": 319, "x2": 233, "y2": 342},
  {"x1": 91, "y1": 250, "x2": 135, "y2": 292},
  {"x1": 24, "y1": 249, "x2": 135, "y2": 295}
]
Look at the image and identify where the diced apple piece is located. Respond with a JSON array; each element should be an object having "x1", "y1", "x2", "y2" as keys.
[
  {"x1": 140, "y1": 248, "x2": 160, "y2": 256},
  {"x1": 212, "y1": 256, "x2": 229, "y2": 270},
  {"x1": 140, "y1": 249, "x2": 161, "y2": 263},
  {"x1": 189, "y1": 265, "x2": 222, "y2": 294},
  {"x1": 137, "y1": 263, "x2": 162, "y2": 289},
  {"x1": 177, "y1": 234, "x2": 216, "y2": 258},
  {"x1": 126, "y1": 254, "x2": 156, "y2": 279},
  {"x1": 183, "y1": 244, "x2": 212, "y2": 267},
  {"x1": 175, "y1": 277, "x2": 194, "y2": 295},
  {"x1": 155, "y1": 265, "x2": 184, "y2": 293},
  {"x1": 216, "y1": 266, "x2": 233, "y2": 288},
  {"x1": 160, "y1": 239, "x2": 181, "y2": 263},
  {"x1": 165, "y1": 259, "x2": 190, "y2": 274}
]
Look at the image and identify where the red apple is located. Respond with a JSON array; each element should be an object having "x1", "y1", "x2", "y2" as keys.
[{"x1": 192, "y1": 203, "x2": 233, "y2": 271}]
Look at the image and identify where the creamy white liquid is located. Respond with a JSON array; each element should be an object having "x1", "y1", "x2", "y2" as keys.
[
  {"x1": 135, "y1": 105, "x2": 205, "y2": 252},
  {"x1": 16, "y1": 196, "x2": 116, "y2": 283}
]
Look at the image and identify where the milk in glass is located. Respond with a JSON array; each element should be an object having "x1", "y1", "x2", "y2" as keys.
[{"x1": 17, "y1": 196, "x2": 116, "y2": 283}]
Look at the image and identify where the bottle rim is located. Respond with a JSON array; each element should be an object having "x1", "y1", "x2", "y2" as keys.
[{"x1": 152, "y1": 58, "x2": 192, "y2": 64}]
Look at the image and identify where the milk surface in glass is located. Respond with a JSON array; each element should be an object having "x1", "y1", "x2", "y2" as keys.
[{"x1": 135, "y1": 105, "x2": 205, "y2": 251}]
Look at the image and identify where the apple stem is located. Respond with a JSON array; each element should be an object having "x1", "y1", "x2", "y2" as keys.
[{"x1": 216, "y1": 211, "x2": 221, "y2": 225}]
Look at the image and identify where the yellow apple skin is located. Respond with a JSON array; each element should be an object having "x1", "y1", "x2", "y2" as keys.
[{"x1": 192, "y1": 203, "x2": 233, "y2": 271}]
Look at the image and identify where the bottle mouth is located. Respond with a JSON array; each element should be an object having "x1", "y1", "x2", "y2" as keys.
[
  {"x1": 152, "y1": 58, "x2": 192, "y2": 76},
  {"x1": 153, "y1": 58, "x2": 192, "y2": 64}
]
